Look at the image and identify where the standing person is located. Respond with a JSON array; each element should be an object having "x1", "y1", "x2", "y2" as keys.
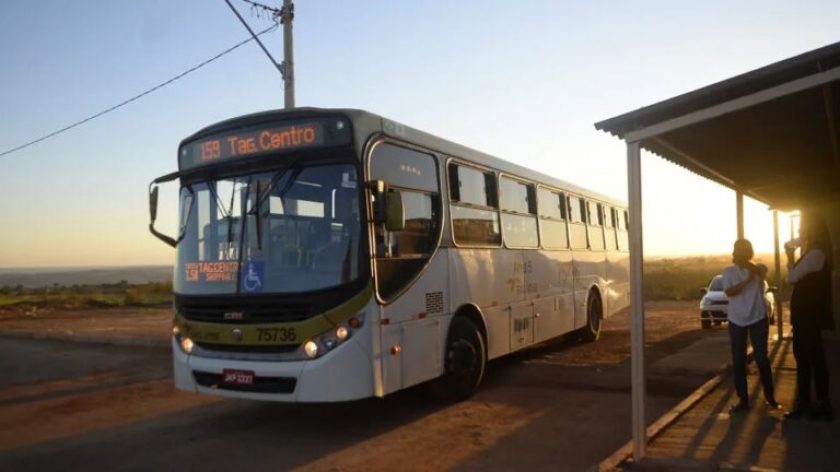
[
  {"x1": 785, "y1": 215, "x2": 834, "y2": 421},
  {"x1": 722, "y1": 239, "x2": 780, "y2": 413}
]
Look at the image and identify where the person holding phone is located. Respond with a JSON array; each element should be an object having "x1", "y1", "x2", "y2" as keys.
[
  {"x1": 722, "y1": 239, "x2": 779, "y2": 413},
  {"x1": 785, "y1": 215, "x2": 834, "y2": 421}
]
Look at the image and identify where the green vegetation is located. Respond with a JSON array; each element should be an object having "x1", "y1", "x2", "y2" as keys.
[
  {"x1": 644, "y1": 254, "x2": 789, "y2": 301},
  {"x1": 0, "y1": 281, "x2": 172, "y2": 309}
]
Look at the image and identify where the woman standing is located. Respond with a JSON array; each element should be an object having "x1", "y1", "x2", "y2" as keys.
[
  {"x1": 785, "y1": 215, "x2": 834, "y2": 421},
  {"x1": 722, "y1": 239, "x2": 779, "y2": 413}
]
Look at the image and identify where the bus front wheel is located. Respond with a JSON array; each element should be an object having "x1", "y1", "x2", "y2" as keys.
[
  {"x1": 429, "y1": 316, "x2": 486, "y2": 402},
  {"x1": 580, "y1": 293, "x2": 602, "y2": 342}
]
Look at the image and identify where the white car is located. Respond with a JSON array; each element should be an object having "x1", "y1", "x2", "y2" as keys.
[{"x1": 699, "y1": 275, "x2": 776, "y2": 329}]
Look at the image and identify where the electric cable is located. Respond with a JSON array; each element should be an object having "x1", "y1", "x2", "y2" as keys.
[{"x1": 0, "y1": 24, "x2": 278, "y2": 159}]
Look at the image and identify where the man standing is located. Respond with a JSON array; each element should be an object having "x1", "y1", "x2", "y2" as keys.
[
  {"x1": 785, "y1": 215, "x2": 834, "y2": 421},
  {"x1": 722, "y1": 239, "x2": 779, "y2": 413}
]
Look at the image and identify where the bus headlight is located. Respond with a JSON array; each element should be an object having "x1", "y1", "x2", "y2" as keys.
[
  {"x1": 180, "y1": 336, "x2": 195, "y2": 354},
  {"x1": 299, "y1": 313, "x2": 365, "y2": 359},
  {"x1": 303, "y1": 340, "x2": 319, "y2": 359},
  {"x1": 335, "y1": 326, "x2": 349, "y2": 341}
]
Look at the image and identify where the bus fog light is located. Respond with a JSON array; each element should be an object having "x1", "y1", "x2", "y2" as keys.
[
  {"x1": 172, "y1": 324, "x2": 181, "y2": 336},
  {"x1": 304, "y1": 341, "x2": 319, "y2": 358},
  {"x1": 335, "y1": 326, "x2": 349, "y2": 341},
  {"x1": 180, "y1": 337, "x2": 194, "y2": 354}
]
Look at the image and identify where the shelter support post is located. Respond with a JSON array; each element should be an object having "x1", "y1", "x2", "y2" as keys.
[
  {"x1": 627, "y1": 141, "x2": 646, "y2": 460},
  {"x1": 736, "y1": 191, "x2": 745, "y2": 240},
  {"x1": 790, "y1": 214, "x2": 796, "y2": 241},
  {"x1": 773, "y1": 210, "x2": 783, "y2": 339}
]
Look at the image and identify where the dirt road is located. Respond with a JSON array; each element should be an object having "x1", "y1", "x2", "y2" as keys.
[{"x1": 0, "y1": 301, "x2": 720, "y2": 471}]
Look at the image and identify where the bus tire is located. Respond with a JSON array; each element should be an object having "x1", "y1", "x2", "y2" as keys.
[
  {"x1": 580, "y1": 292, "x2": 602, "y2": 342},
  {"x1": 429, "y1": 316, "x2": 486, "y2": 402}
]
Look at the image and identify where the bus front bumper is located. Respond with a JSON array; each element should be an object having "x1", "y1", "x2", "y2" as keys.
[{"x1": 172, "y1": 338, "x2": 375, "y2": 402}]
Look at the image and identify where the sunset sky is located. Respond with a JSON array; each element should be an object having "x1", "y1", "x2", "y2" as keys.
[{"x1": 1, "y1": 0, "x2": 837, "y2": 267}]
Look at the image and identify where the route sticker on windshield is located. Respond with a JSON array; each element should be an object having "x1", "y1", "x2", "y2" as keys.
[
  {"x1": 184, "y1": 261, "x2": 240, "y2": 283},
  {"x1": 241, "y1": 261, "x2": 265, "y2": 293}
]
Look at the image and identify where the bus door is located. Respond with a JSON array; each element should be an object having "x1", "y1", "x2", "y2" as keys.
[{"x1": 369, "y1": 142, "x2": 445, "y2": 394}]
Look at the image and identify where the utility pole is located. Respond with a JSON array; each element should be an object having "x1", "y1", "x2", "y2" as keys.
[
  {"x1": 280, "y1": 0, "x2": 295, "y2": 109},
  {"x1": 225, "y1": 0, "x2": 295, "y2": 109}
]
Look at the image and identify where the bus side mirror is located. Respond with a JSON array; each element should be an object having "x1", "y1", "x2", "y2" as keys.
[
  {"x1": 149, "y1": 186, "x2": 159, "y2": 222},
  {"x1": 148, "y1": 172, "x2": 180, "y2": 248},
  {"x1": 369, "y1": 180, "x2": 405, "y2": 232},
  {"x1": 371, "y1": 179, "x2": 387, "y2": 224},
  {"x1": 385, "y1": 189, "x2": 405, "y2": 232}
]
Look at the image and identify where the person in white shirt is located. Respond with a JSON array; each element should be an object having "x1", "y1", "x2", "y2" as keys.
[
  {"x1": 784, "y1": 215, "x2": 833, "y2": 421},
  {"x1": 721, "y1": 239, "x2": 779, "y2": 413}
]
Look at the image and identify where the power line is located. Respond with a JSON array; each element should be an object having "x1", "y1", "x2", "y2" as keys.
[
  {"x1": 241, "y1": 0, "x2": 282, "y2": 18},
  {"x1": 0, "y1": 24, "x2": 278, "y2": 159}
]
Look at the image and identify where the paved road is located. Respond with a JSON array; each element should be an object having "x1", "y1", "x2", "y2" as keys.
[{"x1": 0, "y1": 303, "x2": 720, "y2": 471}]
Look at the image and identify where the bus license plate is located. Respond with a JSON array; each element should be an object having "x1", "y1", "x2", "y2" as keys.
[{"x1": 222, "y1": 369, "x2": 255, "y2": 385}]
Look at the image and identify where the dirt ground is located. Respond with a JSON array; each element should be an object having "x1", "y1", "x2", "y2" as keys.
[
  {"x1": 0, "y1": 300, "x2": 702, "y2": 356},
  {"x1": 0, "y1": 306, "x2": 172, "y2": 342},
  {"x1": 0, "y1": 301, "x2": 719, "y2": 471}
]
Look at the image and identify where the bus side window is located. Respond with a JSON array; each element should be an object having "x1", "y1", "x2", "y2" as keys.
[
  {"x1": 568, "y1": 196, "x2": 584, "y2": 223},
  {"x1": 449, "y1": 162, "x2": 501, "y2": 247},
  {"x1": 499, "y1": 176, "x2": 538, "y2": 248},
  {"x1": 587, "y1": 201, "x2": 602, "y2": 227},
  {"x1": 568, "y1": 195, "x2": 587, "y2": 249},
  {"x1": 586, "y1": 200, "x2": 605, "y2": 250},
  {"x1": 538, "y1": 187, "x2": 568, "y2": 249},
  {"x1": 617, "y1": 209, "x2": 630, "y2": 252},
  {"x1": 604, "y1": 206, "x2": 618, "y2": 251}
]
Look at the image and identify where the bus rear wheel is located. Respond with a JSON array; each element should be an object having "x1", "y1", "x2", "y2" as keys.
[
  {"x1": 429, "y1": 316, "x2": 486, "y2": 402},
  {"x1": 580, "y1": 293, "x2": 602, "y2": 342}
]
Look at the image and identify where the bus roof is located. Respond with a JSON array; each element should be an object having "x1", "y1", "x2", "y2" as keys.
[{"x1": 181, "y1": 107, "x2": 627, "y2": 209}]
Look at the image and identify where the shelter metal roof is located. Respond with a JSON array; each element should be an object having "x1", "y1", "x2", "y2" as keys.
[{"x1": 595, "y1": 41, "x2": 840, "y2": 211}]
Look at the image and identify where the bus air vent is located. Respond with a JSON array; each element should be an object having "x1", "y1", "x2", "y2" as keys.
[{"x1": 425, "y1": 292, "x2": 444, "y2": 314}]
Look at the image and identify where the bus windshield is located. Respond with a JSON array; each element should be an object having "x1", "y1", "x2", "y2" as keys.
[{"x1": 174, "y1": 163, "x2": 362, "y2": 295}]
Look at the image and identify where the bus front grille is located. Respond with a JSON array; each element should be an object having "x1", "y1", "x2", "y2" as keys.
[
  {"x1": 176, "y1": 301, "x2": 311, "y2": 324},
  {"x1": 195, "y1": 342, "x2": 299, "y2": 354}
]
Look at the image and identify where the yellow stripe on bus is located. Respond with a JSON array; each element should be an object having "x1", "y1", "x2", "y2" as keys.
[{"x1": 174, "y1": 282, "x2": 372, "y2": 346}]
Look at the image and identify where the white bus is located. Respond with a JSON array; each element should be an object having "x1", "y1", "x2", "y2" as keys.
[{"x1": 149, "y1": 108, "x2": 630, "y2": 402}]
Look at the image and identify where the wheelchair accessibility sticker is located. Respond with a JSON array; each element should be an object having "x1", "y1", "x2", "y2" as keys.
[{"x1": 241, "y1": 261, "x2": 264, "y2": 293}]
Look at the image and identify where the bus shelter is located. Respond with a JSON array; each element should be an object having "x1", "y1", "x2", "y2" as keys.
[{"x1": 594, "y1": 41, "x2": 840, "y2": 460}]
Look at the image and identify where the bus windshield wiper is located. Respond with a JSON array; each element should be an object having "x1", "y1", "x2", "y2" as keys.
[
  {"x1": 250, "y1": 180, "x2": 267, "y2": 251},
  {"x1": 205, "y1": 178, "x2": 241, "y2": 258},
  {"x1": 246, "y1": 156, "x2": 304, "y2": 215},
  {"x1": 245, "y1": 166, "x2": 295, "y2": 252}
]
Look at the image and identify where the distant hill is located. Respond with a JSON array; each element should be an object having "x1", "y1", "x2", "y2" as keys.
[{"x1": 0, "y1": 266, "x2": 173, "y2": 288}]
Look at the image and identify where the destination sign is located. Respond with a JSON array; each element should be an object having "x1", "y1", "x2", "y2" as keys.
[{"x1": 179, "y1": 118, "x2": 352, "y2": 171}]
